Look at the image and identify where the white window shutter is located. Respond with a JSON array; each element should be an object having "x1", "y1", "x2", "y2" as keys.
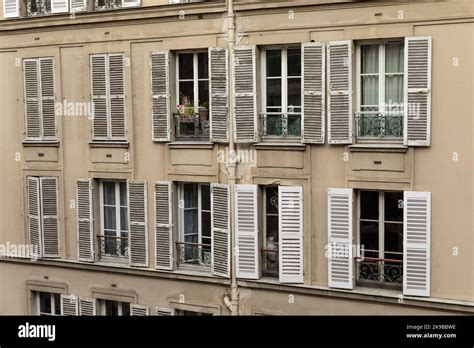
[
  {"x1": 24, "y1": 59, "x2": 41, "y2": 140},
  {"x1": 327, "y1": 41, "x2": 353, "y2": 144},
  {"x1": 3, "y1": 0, "x2": 19, "y2": 18},
  {"x1": 40, "y1": 177, "x2": 60, "y2": 258},
  {"x1": 77, "y1": 179, "x2": 94, "y2": 262},
  {"x1": 39, "y1": 58, "x2": 56, "y2": 140},
  {"x1": 302, "y1": 42, "x2": 325, "y2": 144},
  {"x1": 211, "y1": 183, "x2": 230, "y2": 278},
  {"x1": 156, "y1": 307, "x2": 175, "y2": 316},
  {"x1": 278, "y1": 186, "x2": 304, "y2": 284},
  {"x1": 404, "y1": 36, "x2": 432, "y2": 146},
  {"x1": 128, "y1": 181, "x2": 148, "y2": 267},
  {"x1": 70, "y1": 0, "x2": 86, "y2": 13},
  {"x1": 233, "y1": 46, "x2": 257, "y2": 143},
  {"x1": 122, "y1": 0, "x2": 140, "y2": 7},
  {"x1": 51, "y1": 0, "x2": 69, "y2": 13},
  {"x1": 235, "y1": 184, "x2": 259, "y2": 280},
  {"x1": 403, "y1": 191, "x2": 431, "y2": 297},
  {"x1": 60, "y1": 294, "x2": 78, "y2": 316},
  {"x1": 151, "y1": 51, "x2": 170, "y2": 142},
  {"x1": 154, "y1": 182, "x2": 173, "y2": 270},
  {"x1": 27, "y1": 177, "x2": 42, "y2": 258},
  {"x1": 327, "y1": 188, "x2": 354, "y2": 289},
  {"x1": 78, "y1": 297, "x2": 96, "y2": 316},
  {"x1": 108, "y1": 54, "x2": 126, "y2": 139},
  {"x1": 209, "y1": 47, "x2": 229, "y2": 143},
  {"x1": 130, "y1": 304, "x2": 149, "y2": 316},
  {"x1": 91, "y1": 54, "x2": 108, "y2": 140}
]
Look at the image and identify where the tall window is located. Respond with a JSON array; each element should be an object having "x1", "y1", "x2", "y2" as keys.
[
  {"x1": 33, "y1": 291, "x2": 60, "y2": 316},
  {"x1": 177, "y1": 52, "x2": 209, "y2": 111},
  {"x1": 262, "y1": 46, "x2": 301, "y2": 137},
  {"x1": 98, "y1": 300, "x2": 130, "y2": 316},
  {"x1": 358, "y1": 191, "x2": 403, "y2": 286},
  {"x1": 263, "y1": 186, "x2": 279, "y2": 276},
  {"x1": 100, "y1": 181, "x2": 128, "y2": 258},
  {"x1": 357, "y1": 41, "x2": 404, "y2": 139},
  {"x1": 26, "y1": 0, "x2": 51, "y2": 16}
]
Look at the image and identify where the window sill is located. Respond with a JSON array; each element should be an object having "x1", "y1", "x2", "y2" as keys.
[
  {"x1": 23, "y1": 141, "x2": 60, "y2": 147},
  {"x1": 89, "y1": 141, "x2": 129, "y2": 149},
  {"x1": 254, "y1": 142, "x2": 306, "y2": 151},
  {"x1": 168, "y1": 142, "x2": 214, "y2": 150},
  {"x1": 349, "y1": 143, "x2": 408, "y2": 153}
]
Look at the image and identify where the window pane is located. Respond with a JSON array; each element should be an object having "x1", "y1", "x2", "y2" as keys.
[
  {"x1": 198, "y1": 81, "x2": 209, "y2": 108},
  {"x1": 103, "y1": 182, "x2": 115, "y2": 205},
  {"x1": 120, "y1": 207, "x2": 128, "y2": 233},
  {"x1": 265, "y1": 187, "x2": 278, "y2": 215},
  {"x1": 201, "y1": 211, "x2": 211, "y2": 240},
  {"x1": 287, "y1": 114, "x2": 301, "y2": 136},
  {"x1": 266, "y1": 115, "x2": 282, "y2": 136},
  {"x1": 105, "y1": 300, "x2": 118, "y2": 316},
  {"x1": 121, "y1": 302, "x2": 130, "y2": 316},
  {"x1": 384, "y1": 192, "x2": 403, "y2": 222},
  {"x1": 384, "y1": 222, "x2": 403, "y2": 255},
  {"x1": 119, "y1": 182, "x2": 127, "y2": 206},
  {"x1": 287, "y1": 78, "x2": 301, "y2": 108},
  {"x1": 385, "y1": 75, "x2": 404, "y2": 105},
  {"x1": 201, "y1": 185, "x2": 210, "y2": 211},
  {"x1": 198, "y1": 52, "x2": 209, "y2": 79},
  {"x1": 104, "y1": 206, "x2": 116, "y2": 230},
  {"x1": 266, "y1": 215, "x2": 279, "y2": 245},
  {"x1": 53, "y1": 294, "x2": 60, "y2": 315},
  {"x1": 179, "y1": 81, "x2": 194, "y2": 106},
  {"x1": 266, "y1": 78, "x2": 282, "y2": 110},
  {"x1": 287, "y1": 48, "x2": 301, "y2": 76},
  {"x1": 184, "y1": 209, "x2": 198, "y2": 237},
  {"x1": 39, "y1": 292, "x2": 51, "y2": 314},
  {"x1": 183, "y1": 184, "x2": 198, "y2": 208},
  {"x1": 385, "y1": 43, "x2": 404, "y2": 73},
  {"x1": 360, "y1": 221, "x2": 379, "y2": 255},
  {"x1": 178, "y1": 53, "x2": 194, "y2": 80},
  {"x1": 360, "y1": 191, "x2": 378, "y2": 220},
  {"x1": 361, "y1": 45, "x2": 379, "y2": 74},
  {"x1": 361, "y1": 76, "x2": 379, "y2": 106},
  {"x1": 266, "y1": 50, "x2": 281, "y2": 77}
]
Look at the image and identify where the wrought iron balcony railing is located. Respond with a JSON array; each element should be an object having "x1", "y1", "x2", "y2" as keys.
[
  {"x1": 97, "y1": 235, "x2": 129, "y2": 259},
  {"x1": 261, "y1": 247, "x2": 279, "y2": 277},
  {"x1": 95, "y1": 0, "x2": 122, "y2": 10},
  {"x1": 176, "y1": 242, "x2": 211, "y2": 268},
  {"x1": 259, "y1": 112, "x2": 301, "y2": 138},
  {"x1": 174, "y1": 113, "x2": 210, "y2": 140},
  {"x1": 355, "y1": 113, "x2": 403, "y2": 139},
  {"x1": 25, "y1": 0, "x2": 51, "y2": 16},
  {"x1": 356, "y1": 251, "x2": 403, "y2": 287}
]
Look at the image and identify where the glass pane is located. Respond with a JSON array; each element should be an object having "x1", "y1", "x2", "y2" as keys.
[
  {"x1": 104, "y1": 206, "x2": 116, "y2": 230},
  {"x1": 119, "y1": 182, "x2": 127, "y2": 206},
  {"x1": 265, "y1": 187, "x2": 279, "y2": 215},
  {"x1": 360, "y1": 221, "x2": 379, "y2": 255},
  {"x1": 121, "y1": 302, "x2": 130, "y2": 316},
  {"x1": 120, "y1": 207, "x2": 128, "y2": 232},
  {"x1": 384, "y1": 192, "x2": 403, "y2": 222},
  {"x1": 360, "y1": 191, "x2": 379, "y2": 220},
  {"x1": 287, "y1": 78, "x2": 301, "y2": 108},
  {"x1": 39, "y1": 292, "x2": 51, "y2": 314},
  {"x1": 184, "y1": 232, "x2": 198, "y2": 244},
  {"x1": 184, "y1": 209, "x2": 198, "y2": 237},
  {"x1": 178, "y1": 53, "x2": 194, "y2": 80},
  {"x1": 53, "y1": 294, "x2": 60, "y2": 315},
  {"x1": 201, "y1": 211, "x2": 211, "y2": 240},
  {"x1": 105, "y1": 300, "x2": 118, "y2": 316},
  {"x1": 198, "y1": 81, "x2": 209, "y2": 108},
  {"x1": 287, "y1": 115, "x2": 301, "y2": 136},
  {"x1": 385, "y1": 43, "x2": 404, "y2": 73},
  {"x1": 198, "y1": 52, "x2": 209, "y2": 79},
  {"x1": 179, "y1": 81, "x2": 194, "y2": 106},
  {"x1": 266, "y1": 49, "x2": 281, "y2": 77},
  {"x1": 361, "y1": 45, "x2": 379, "y2": 74},
  {"x1": 266, "y1": 115, "x2": 282, "y2": 136},
  {"x1": 266, "y1": 78, "x2": 282, "y2": 109},
  {"x1": 103, "y1": 182, "x2": 115, "y2": 205},
  {"x1": 361, "y1": 75, "x2": 379, "y2": 106},
  {"x1": 287, "y1": 48, "x2": 301, "y2": 76},
  {"x1": 385, "y1": 75, "x2": 404, "y2": 105},
  {"x1": 183, "y1": 184, "x2": 198, "y2": 208},
  {"x1": 384, "y1": 222, "x2": 403, "y2": 255},
  {"x1": 266, "y1": 215, "x2": 279, "y2": 245},
  {"x1": 201, "y1": 185, "x2": 211, "y2": 211}
]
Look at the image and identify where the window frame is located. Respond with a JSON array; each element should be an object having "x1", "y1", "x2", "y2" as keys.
[
  {"x1": 262, "y1": 185, "x2": 279, "y2": 277},
  {"x1": 98, "y1": 299, "x2": 130, "y2": 316},
  {"x1": 34, "y1": 291, "x2": 60, "y2": 316}
]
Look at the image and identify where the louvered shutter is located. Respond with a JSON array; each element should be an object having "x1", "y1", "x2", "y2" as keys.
[
  {"x1": 27, "y1": 177, "x2": 42, "y2": 258},
  {"x1": 77, "y1": 179, "x2": 94, "y2": 262},
  {"x1": 327, "y1": 188, "x2": 354, "y2": 289},
  {"x1": 109, "y1": 54, "x2": 126, "y2": 139},
  {"x1": 403, "y1": 191, "x2": 431, "y2": 297},
  {"x1": 130, "y1": 304, "x2": 149, "y2": 316},
  {"x1": 3, "y1": 0, "x2": 19, "y2": 18},
  {"x1": 128, "y1": 181, "x2": 148, "y2": 267},
  {"x1": 156, "y1": 307, "x2": 175, "y2": 316},
  {"x1": 122, "y1": 0, "x2": 140, "y2": 7},
  {"x1": 91, "y1": 55, "x2": 108, "y2": 140},
  {"x1": 51, "y1": 0, "x2": 69, "y2": 13},
  {"x1": 40, "y1": 177, "x2": 59, "y2": 258},
  {"x1": 235, "y1": 185, "x2": 259, "y2": 279},
  {"x1": 209, "y1": 47, "x2": 229, "y2": 143},
  {"x1": 39, "y1": 58, "x2": 56, "y2": 140},
  {"x1": 404, "y1": 37, "x2": 432, "y2": 146},
  {"x1": 233, "y1": 46, "x2": 257, "y2": 143},
  {"x1": 154, "y1": 182, "x2": 173, "y2": 270},
  {"x1": 70, "y1": 0, "x2": 86, "y2": 12},
  {"x1": 60, "y1": 294, "x2": 78, "y2": 316},
  {"x1": 78, "y1": 297, "x2": 96, "y2": 316},
  {"x1": 24, "y1": 59, "x2": 41, "y2": 140},
  {"x1": 211, "y1": 184, "x2": 230, "y2": 278},
  {"x1": 327, "y1": 41, "x2": 353, "y2": 144},
  {"x1": 278, "y1": 186, "x2": 304, "y2": 283},
  {"x1": 151, "y1": 51, "x2": 170, "y2": 142},
  {"x1": 302, "y1": 42, "x2": 325, "y2": 144}
]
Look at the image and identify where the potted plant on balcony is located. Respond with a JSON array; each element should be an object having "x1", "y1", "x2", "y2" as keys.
[
  {"x1": 198, "y1": 101, "x2": 209, "y2": 122},
  {"x1": 176, "y1": 95, "x2": 195, "y2": 120}
]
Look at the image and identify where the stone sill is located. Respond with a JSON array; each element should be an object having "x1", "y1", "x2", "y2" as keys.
[
  {"x1": 168, "y1": 142, "x2": 214, "y2": 150},
  {"x1": 22, "y1": 141, "x2": 60, "y2": 147},
  {"x1": 348, "y1": 143, "x2": 408, "y2": 153},
  {"x1": 89, "y1": 141, "x2": 129, "y2": 149},
  {"x1": 254, "y1": 143, "x2": 307, "y2": 151}
]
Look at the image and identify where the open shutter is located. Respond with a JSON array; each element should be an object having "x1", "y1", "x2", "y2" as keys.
[
  {"x1": 77, "y1": 179, "x2": 94, "y2": 262},
  {"x1": 27, "y1": 177, "x2": 42, "y2": 258},
  {"x1": 51, "y1": 0, "x2": 69, "y2": 13},
  {"x1": 278, "y1": 186, "x2": 304, "y2": 283},
  {"x1": 109, "y1": 54, "x2": 126, "y2": 139},
  {"x1": 235, "y1": 185, "x2": 259, "y2": 280},
  {"x1": 70, "y1": 0, "x2": 86, "y2": 12},
  {"x1": 151, "y1": 51, "x2": 170, "y2": 142},
  {"x1": 154, "y1": 182, "x2": 173, "y2": 270},
  {"x1": 302, "y1": 42, "x2": 325, "y2": 144},
  {"x1": 60, "y1": 294, "x2": 78, "y2": 316},
  {"x1": 156, "y1": 307, "x2": 175, "y2": 316},
  {"x1": 404, "y1": 36, "x2": 432, "y2": 146},
  {"x1": 211, "y1": 184, "x2": 230, "y2": 278},
  {"x1": 209, "y1": 47, "x2": 229, "y2": 143},
  {"x1": 128, "y1": 181, "x2": 148, "y2": 267},
  {"x1": 233, "y1": 46, "x2": 257, "y2": 143},
  {"x1": 40, "y1": 177, "x2": 59, "y2": 258},
  {"x1": 327, "y1": 41, "x2": 353, "y2": 144},
  {"x1": 39, "y1": 58, "x2": 56, "y2": 140},
  {"x1": 24, "y1": 59, "x2": 41, "y2": 140},
  {"x1": 130, "y1": 304, "x2": 149, "y2": 316},
  {"x1": 3, "y1": 0, "x2": 19, "y2": 18},
  {"x1": 91, "y1": 54, "x2": 108, "y2": 140},
  {"x1": 327, "y1": 188, "x2": 354, "y2": 289},
  {"x1": 403, "y1": 191, "x2": 431, "y2": 297},
  {"x1": 78, "y1": 297, "x2": 96, "y2": 316},
  {"x1": 122, "y1": 0, "x2": 140, "y2": 7}
]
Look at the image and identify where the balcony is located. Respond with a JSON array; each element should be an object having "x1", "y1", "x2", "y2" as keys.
[
  {"x1": 174, "y1": 113, "x2": 210, "y2": 142},
  {"x1": 97, "y1": 235, "x2": 129, "y2": 260},
  {"x1": 259, "y1": 112, "x2": 301, "y2": 139},
  {"x1": 176, "y1": 242, "x2": 211, "y2": 269},
  {"x1": 25, "y1": 0, "x2": 51, "y2": 16},
  {"x1": 261, "y1": 247, "x2": 278, "y2": 277},
  {"x1": 356, "y1": 251, "x2": 403, "y2": 288},
  {"x1": 355, "y1": 113, "x2": 403, "y2": 139}
]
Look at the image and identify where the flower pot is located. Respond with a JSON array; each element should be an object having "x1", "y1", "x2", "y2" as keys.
[{"x1": 199, "y1": 108, "x2": 209, "y2": 122}]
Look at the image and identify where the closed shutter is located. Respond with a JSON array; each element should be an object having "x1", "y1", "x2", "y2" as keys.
[
  {"x1": 51, "y1": 0, "x2": 69, "y2": 13},
  {"x1": 108, "y1": 54, "x2": 126, "y2": 139},
  {"x1": 211, "y1": 184, "x2": 230, "y2": 278},
  {"x1": 233, "y1": 46, "x2": 257, "y2": 143},
  {"x1": 60, "y1": 294, "x2": 78, "y2": 316},
  {"x1": 128, "y1": 181, "x2": 148, "y2": 267},
  {"x1": 70, "y1": 0, "x2": 86, "y2": 12},
  {"x1": 78, "y1": 297, "x2": 96, "y2": 316},
  {"x1": 130, "y1": 304, "x2": 149, "y2": 316},
  {"x1": 154, "y1": 182, "x2": 173, "y2": 270},
  {"x1": 40, "y1": 177, "x2": 59, "y2": 258},
  {"x1": 91, "y1": 54, "x2": 108, "y2": 140},
  {"x1": 327, "y1": 41, "x2": 353, "y2": 144},
  {"x1": 156, "y1": 307, "x2": 175, "y2": 316},
  {"x1": 77, "y1": 179, "x2": 94, "y2": 262},
  {"x1": 24, "y1": 59, "x2": 41, "y2": 140},
  {"x1": 209, "y1": 47, "x2": 229, "y2": 143},
  {"x1": 27, "y1": 177, "x2": 41, "y2": 258},
  {"x1": 122, "y1": 0, "x2": 140, "y2": 7},
  {"x1": 327, "y1": 188, "x2": 354, "y2": 289},
  {"x1": 403, "y1": 191, "x2": 431, "y2": 297},
  {"x1": 3, "y1": 0, "x2": 19, "y2": 18},
  {"x1": 39, "y1": 58, "x2": 56, "y2": 139},
  {"x1": 235, "y1": 185, "x2": 259, "y2": 280},
  {"x1": 404, "y1": 37, "x2": 432, "y2": 146},
  {"x1": 278, "y1": 186, "x2": 304, "y2": 284},
  {"x1": 302, "y1": 42, "x2": 325, "y2": 144},
  {"x1": 151, "y1": 51, "x2": 170, "y2": 142}
]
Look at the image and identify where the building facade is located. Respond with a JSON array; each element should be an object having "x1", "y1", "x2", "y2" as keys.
[{"x1": 0, "y1": 0, "x2": 473, "y2": 315}]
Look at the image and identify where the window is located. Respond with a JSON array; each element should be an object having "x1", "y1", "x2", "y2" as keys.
[
  {"x1": 25, "y1": 0, "x2": 51, "y2": 16},
  {"x1": 356, "y1": 41, "x2": 404, "y2": 140},
  {"x1": 33, "y1": 291, "x2": 60, "y2": 316},
  {"x1": 98, "y1": 300, "x2": 130, "y2": 316},
  {"x1": 95, "y1": 0, "x2": 122, "y2": 10},
  {"x1": 357, "y1": 191, "x2": 403, "y2": 287},
  {"x1": 99, "y1": 181, "x2": 128, "y2": 259},
  {"x1": 177, "y1": 183, "x2": 211, "y2": 267},
  {"x1": 262, "y1": 186, "x2": 279, "y2": 276},
  {"x1": 261, "y1": 46, "x2": 302, "y2": 138}
]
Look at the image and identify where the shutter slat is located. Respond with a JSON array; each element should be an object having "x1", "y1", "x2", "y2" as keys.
[
  {"x1": 156, "y1": 307, "x2": 175, "y2": 316},
  {"x1": 24, "y1": 59, "x2": 41, "y2": 140},
  {"x1": 79, "y1": 297, "x2": 96, "y2": 316},
  {"x1": 128, "y1": 181, "x2": 148, "y2": 267},
  {"x1": 70, "y1": 0, "x2": 86, "y2": 12},
  {"x1": 209, "y1": 48, "x2": 229, "y2": 143},
  {"x1": 91, "y1": 55, "x2": 109, "y2": 139},
  {"x1": 211, "y1": 184, "x2": 230, "y2": 278},
  {"x1": 40, "y1": 177, "x2": 59, "y2": 258},
  {"x1": 77, "y1": 179, "x2": 94, "y2": 262},
  {"x1": 109, "y1": 54, "x2": 126, "y2": 139},
  {"x1": 154, "y1": 182, "x2": 173, "y2": 270},
  {"x1": 130, "y1": 304, "x2": 149, "y2": 316},
  {"x1": 60, "y1": 294, "x2": 78, "y2": 316},
  {"x1": 39, "y1": 58, "x2": 56, "y2": 139},
  {"x1": 122, "y1": 0, "x2": 140, "y2": 7},
  {"x1": 27, "y1": 177, "x2": 41, "y2": 258},
  {"x1": 3, "y1": 0, "x2": 19, "y2": 18},
  {"x1": 151, "y1": 51, "x2": 170, "y2": 142},
  {"x1": 51, "y1": 0, "x2": 69, "y2": 13}
]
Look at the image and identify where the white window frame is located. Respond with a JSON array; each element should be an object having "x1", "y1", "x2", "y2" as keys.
[
  {"x1": 98, "y1": 299, "x2": 130, "y2": 316},
  {"x1": 34, "y1": 291, "x2": 60, "y2": 316},
  {"x1": 262, "y1": 186, "x2": 279, "y2": 276},
  {"x1": 176, "y1": 51, "x2": 209, "y2": 112}
]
